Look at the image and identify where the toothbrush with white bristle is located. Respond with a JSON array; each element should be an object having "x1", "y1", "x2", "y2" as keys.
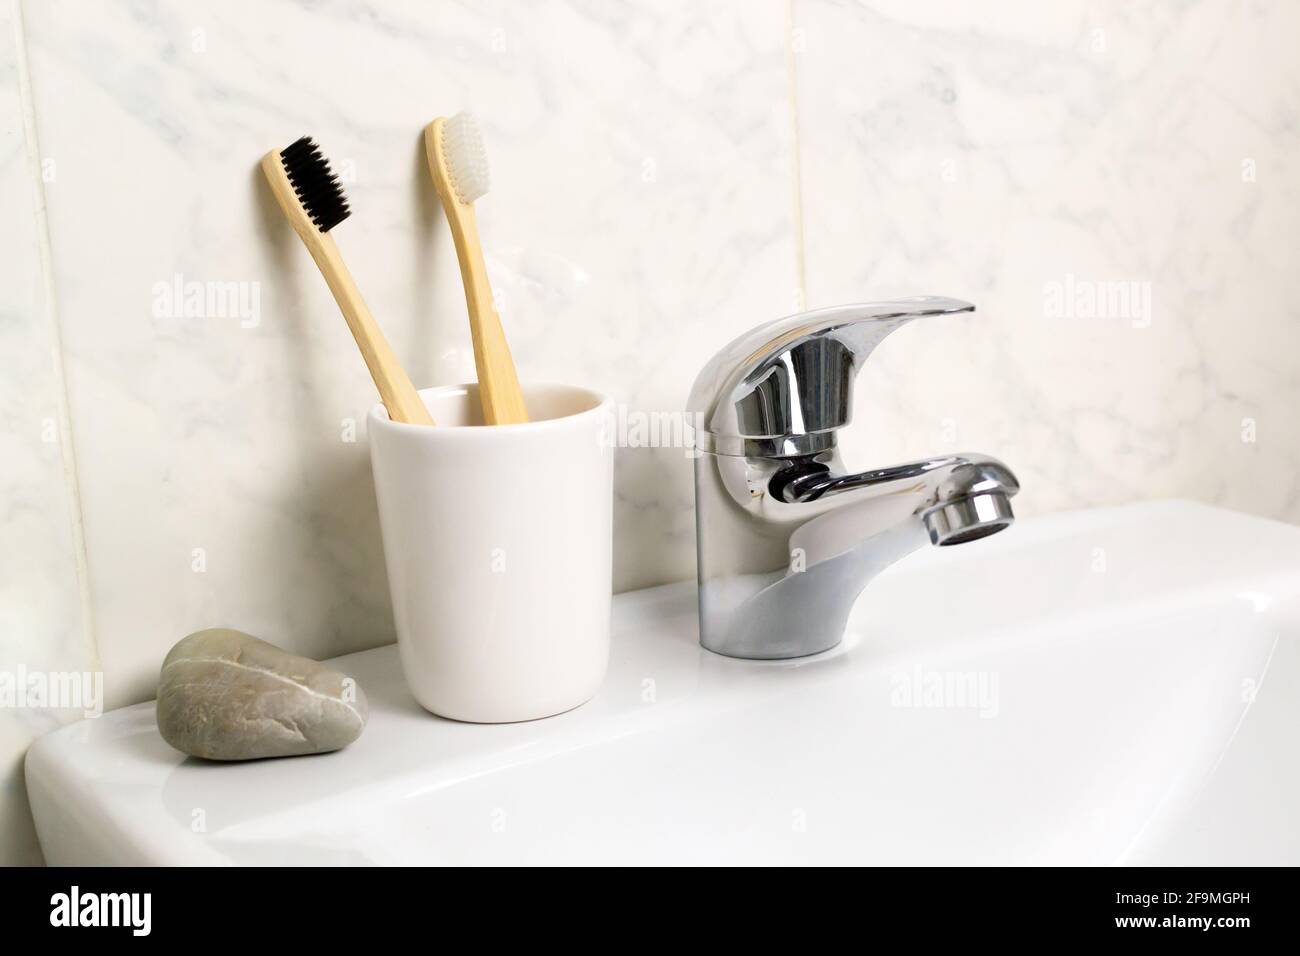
[{"x1": 424, "y1": 112, "x2": 529, "y2": 425}]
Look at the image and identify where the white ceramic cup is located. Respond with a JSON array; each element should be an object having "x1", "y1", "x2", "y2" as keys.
[{"x1": 367, "y1": 383, "x2": 613, "y2": 722}]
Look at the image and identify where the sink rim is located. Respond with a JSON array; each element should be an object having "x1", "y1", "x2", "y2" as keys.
[{"x1": 26, "y1": 499, "x2": 1300, "y2": 866}]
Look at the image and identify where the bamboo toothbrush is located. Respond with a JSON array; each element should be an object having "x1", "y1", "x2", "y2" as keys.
[
  {"x1": 262, "y1": 136, "x2": 435, "y2": 426},
  {"x1": 424, "y1": 113, "x2": 529, "y2": 425}
]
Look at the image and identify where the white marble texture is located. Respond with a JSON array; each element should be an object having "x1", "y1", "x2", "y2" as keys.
[
  {"x1": 0, "y1": 0, "x2": 94, "y2": 866},
  {"x1": 793, "y1": 0, "x2": 1300, "y2": 522},
  {"x1": 18, "y1": 0, "x2": 796, "y2": 708}
]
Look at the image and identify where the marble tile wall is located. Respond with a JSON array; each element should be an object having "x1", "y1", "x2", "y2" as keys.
[
  {"x1": 0, "y1": 0, "x2": 94, "y2": 866},
  {"x1": 795, "y1": 0, "x2": 1300, "y2": 522},
  {"x1": 2, "y1": 0, "x2": 1298, "y2": 864}
]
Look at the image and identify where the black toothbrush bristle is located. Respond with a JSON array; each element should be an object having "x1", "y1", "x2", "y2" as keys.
[{"x1": 279, "y1": 136, "x2": 351, "y2": 232}]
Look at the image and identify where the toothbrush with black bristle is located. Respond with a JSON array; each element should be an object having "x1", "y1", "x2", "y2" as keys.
[
  {"x1": 424, "y1": 113, "x2": 529, "y2": 425},
  {"x1": 261, "y1": 136, "x2": 435, "y2": 426}
]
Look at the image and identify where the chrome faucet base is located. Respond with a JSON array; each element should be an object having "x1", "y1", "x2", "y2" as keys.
[
  {"x1": 697, "y1": 514, "x2": 927, "y2": 659},
  {"x1": 687, "y1": 299, "x2": 1020, "y2": 660}
]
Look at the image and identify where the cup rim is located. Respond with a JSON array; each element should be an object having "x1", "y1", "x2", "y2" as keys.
[{"x1": 367, "y1": 381, "x2": 612, "y2": 434}]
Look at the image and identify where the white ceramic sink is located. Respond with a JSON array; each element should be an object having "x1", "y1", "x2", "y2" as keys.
[{"x1": 26, "y1": 501, "x2": 1300, "y2": 865}]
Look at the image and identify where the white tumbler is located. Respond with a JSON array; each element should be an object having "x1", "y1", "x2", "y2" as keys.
[{"x1": 368, "y1": 383, "x2": 613, "y2": 722}]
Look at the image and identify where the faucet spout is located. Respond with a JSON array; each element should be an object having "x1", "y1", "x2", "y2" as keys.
[
  {"x1": 770, "y1": 452, "x2": 1018, "y2": 545},
  {"x1": 693, "y1": 449, "x2": 1019, "y2": 659}
]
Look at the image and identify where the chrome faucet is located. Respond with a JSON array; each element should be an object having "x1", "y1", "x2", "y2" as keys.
[{"x1": 687, "y1": 297, "x2": 1019, "y2": 659}]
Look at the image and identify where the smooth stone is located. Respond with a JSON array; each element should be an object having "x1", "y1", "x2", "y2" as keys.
[{"x1": 156, "y1": 628, "x2": 368, "y2": 761}]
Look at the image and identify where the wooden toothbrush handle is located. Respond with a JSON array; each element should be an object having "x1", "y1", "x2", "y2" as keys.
[
  {"x1": 423, "y1": 121, "x2": 528, "y2": 425},
  {"x1": 448, "y1": 208, "x2": 529, "y2": 425},
  {"x1": 261, "y1": 150, "x2": 432, "y2": 426},
  {"x1": 304, "y1": 232, "x2": 435, "y2": 426}
]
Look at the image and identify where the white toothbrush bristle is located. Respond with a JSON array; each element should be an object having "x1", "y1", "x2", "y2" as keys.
[{"x1": 441, "y1": 111, "x2": 490, "y2": 203}]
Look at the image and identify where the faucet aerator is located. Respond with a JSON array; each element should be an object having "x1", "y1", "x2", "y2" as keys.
[{"x1": 923, "y1": 491, "x2": 1015, "y2": 546}]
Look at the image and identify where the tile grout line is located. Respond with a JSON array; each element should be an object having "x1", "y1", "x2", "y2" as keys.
[
  {"x1": 784, "y1": 0, "x2": 808, "y2": 311},
  {"x1": 11, "y1": 0, "x2": 101, "y2": 677}
]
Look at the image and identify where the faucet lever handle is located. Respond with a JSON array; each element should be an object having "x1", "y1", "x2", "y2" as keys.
[{"x1": 687, "y1": 296, "x2": 975, "y2": 456}]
